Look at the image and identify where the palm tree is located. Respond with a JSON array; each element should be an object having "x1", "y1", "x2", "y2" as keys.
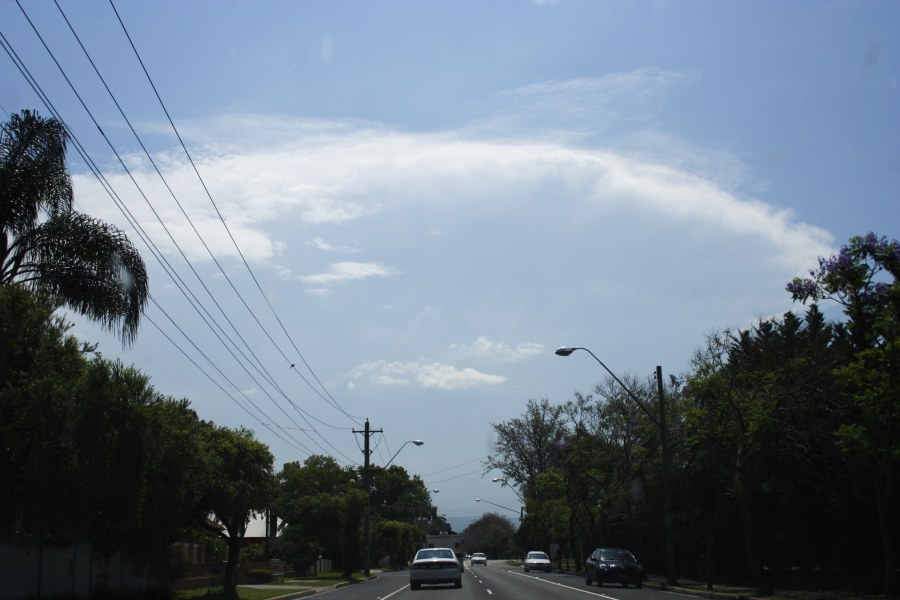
[{"x1": 1, "y1": 110, "x2": 148, "y2": 345}]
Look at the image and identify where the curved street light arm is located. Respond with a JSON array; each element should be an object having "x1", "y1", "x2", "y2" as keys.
[
  {"x1": 475, "y1": 498, "x2": 519, "y2": 515},
  {"x1": 555, "y1": 347, "x2": 659, "y2": 426},
  {"x1": 383, "y1": 439, "x2": 424, "y2": 468}
]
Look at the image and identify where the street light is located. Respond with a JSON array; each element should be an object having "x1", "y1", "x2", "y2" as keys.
[
  {"x1": 383, "y1": 440, "x2": 424, "y2": 468},
  {"x1": 555, "y1": 346, "x2": 676, "y2": 585},
  {"x1": 491, "y1": 477, "x2": 524, "y2": 502},
  {"x1": 476, "y1": 498, "x2": 518, "y2": 514},
  {"x1": 476, "y1": 498, "x2": 524, "y2": 522}
]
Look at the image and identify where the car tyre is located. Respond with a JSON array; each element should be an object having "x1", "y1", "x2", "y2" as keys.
[
  {"x1": 455, "y1": 578, "x2": 462, "y2": 588},
  {"x1": 585, "y1": 574, "x2": 592, "y2": 585},
  {"x1": 410, "y1": 582, "x2": 420, "y2": 591},
  {"x1": 636, "y1": 579, "x2": 643, "y2": 589}
]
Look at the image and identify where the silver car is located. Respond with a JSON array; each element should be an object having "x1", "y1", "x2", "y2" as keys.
[
  {"x1": 523, "y1": 550, "x2": 552, "y2": 572},
  {"x1": 409, "y1": 547, "x2": 462, "y2": 590},
  {"x1": 470, "y1": 552, "x2": 487, "y2": 565}
]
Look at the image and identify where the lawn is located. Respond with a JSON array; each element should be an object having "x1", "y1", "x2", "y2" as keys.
[{"x1": 175, "y1": 571, "x2": 369, "y2": 600}]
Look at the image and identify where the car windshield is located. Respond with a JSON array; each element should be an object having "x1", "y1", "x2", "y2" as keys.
[
  {"x1": 473, "y1": 553, "x2": 485, "y2": 557},
  {"x1": 528, "y1": 552, "x2": 549, "y2": 559},
  {"x1": 416, "y1": 549, "x2": 454, "y2": 560},
  {"x1": 599, "y1": 549, "x2": 635, "y2": 562}
]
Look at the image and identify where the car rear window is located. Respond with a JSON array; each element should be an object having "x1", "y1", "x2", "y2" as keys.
[{"x1": 416, "y1": 549, "x2": 454, "y2": 560}]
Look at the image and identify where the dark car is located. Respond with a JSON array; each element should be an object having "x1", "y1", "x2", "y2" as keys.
[{"x1": 584, "y1": 547, "x2": 644, "y2": 588}]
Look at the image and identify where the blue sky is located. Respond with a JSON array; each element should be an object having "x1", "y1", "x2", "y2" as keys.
[{"x1": 2, "y1": 0, "x2": 897, "y2": 529}]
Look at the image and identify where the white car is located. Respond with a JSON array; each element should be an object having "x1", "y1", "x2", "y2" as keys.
[
  {"x1": 523, "y1": 550, "x2": 552, "y2": 572},
  {"x1": 409, "y1": 547, "x2": 462, "y2": 590},
  {"x1": 470, "y1": 552, "x2": 487, "y2": 565}
]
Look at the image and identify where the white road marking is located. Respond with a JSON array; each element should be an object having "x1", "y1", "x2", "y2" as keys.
[
  {"x1": 378, "y1": 583, "x2": 409, "y2": 599},
  {"x1": 504, "y1": 569, "x2": 619, "y2": 598}
]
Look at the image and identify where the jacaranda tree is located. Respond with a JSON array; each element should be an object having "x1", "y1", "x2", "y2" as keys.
[{"x1": 788, "y1": 233, "x2": 899, "y2": 599}]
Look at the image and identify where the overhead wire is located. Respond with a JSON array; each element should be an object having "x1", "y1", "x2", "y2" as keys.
[
  {"x1": 108, "y1": 0, "x2": 363, "y2": 425},
  {"x1": 2, "y1": 7, "x2": 358, "y2": 465},
  {"x1": 48, "y1": 0, "x2": 352, "y2": 442},
  {"x1": 0, "y1": 25, "x2": 341, "y2": 465}
]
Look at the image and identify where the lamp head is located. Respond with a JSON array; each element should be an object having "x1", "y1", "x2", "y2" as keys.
[
  {"x1": 555, "y1": 347, "x2": 576, "y2": 356},
  {"x1": 413, "y1": 440, "x2": 424, "y2": 446}
]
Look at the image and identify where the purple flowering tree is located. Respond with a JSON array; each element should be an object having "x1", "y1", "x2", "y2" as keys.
[{"x1": 788, "y1": 233, "x2": 899, "y2": 599}]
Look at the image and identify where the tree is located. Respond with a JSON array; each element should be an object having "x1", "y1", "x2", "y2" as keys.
[
  {"x1": 0, "y1": 284, "x2": 88, "y2": 540},
  {"x1": 199, "y1": 426, "x2": 275, "y2": 600},
  {"x1": 0, "y1": 284, "x2": 208, "y2": 588},
  {"x1": 462, "y1": 513, "x2": 517, "y2": 559},
  {"x1": 371, "y1": 519, "x2": 420, "y2": 568},
  {"x1": 276, "y1": 456, "x2": 361, "y2": 575},
  {"x1": 485, "y1": 397, "x2": 568, "y2": 500},
  {"x1": 684, "y1": 307, "x2": 858, "y2": 590},
  {"x1": 789, "y1": 233, "x2": 899, "y2": 599},
  {"x1": 1, "y1": 110, "x2": 148, "y2": 345}
]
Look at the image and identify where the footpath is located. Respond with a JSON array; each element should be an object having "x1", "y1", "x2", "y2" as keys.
[{"x1": 642, "y1": 576, "x2": 875, "y2": 600}]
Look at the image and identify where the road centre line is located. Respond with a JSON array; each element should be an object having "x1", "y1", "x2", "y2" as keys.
[{"x1": 505, "y1": 569, "x2": 618, "y2": 598}]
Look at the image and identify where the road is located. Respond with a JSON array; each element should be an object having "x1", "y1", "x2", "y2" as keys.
[{"x1": 313, "y1": 561, "x2": 682, "y2": 600}]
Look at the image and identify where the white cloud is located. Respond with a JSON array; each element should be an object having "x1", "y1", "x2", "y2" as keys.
[
  {"x1": 72, "y1": 72, "x2": 833, "y2": 292},
  {"x1": 308, "y1": 236, "x2": 360, "y2": 253},
  {"x1": 450, "y1": 337, "x2": 545, "y2": 363},
  {"x1": 299, "y1": 262, "x2": 398, "y2": 286},
  {"x1": 349, "y1": 360, "x2": 507, "y2": 390}
]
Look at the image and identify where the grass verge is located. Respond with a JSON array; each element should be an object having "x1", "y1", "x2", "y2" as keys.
[{"x1": 174, "y1": 571, "x2": 369, "y2": 600}]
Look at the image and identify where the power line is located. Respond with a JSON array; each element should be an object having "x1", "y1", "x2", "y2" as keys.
[
  {"x1": 1, "y1": 10, "x2": 357, "y2": 465},
  {"x1": 108, "y1": 0, "x2": 363, "y2": 426}
]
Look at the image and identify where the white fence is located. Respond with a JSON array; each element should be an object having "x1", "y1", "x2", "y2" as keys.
[{"x1": 0, "y1": 541, "x2": 154, "y2": 600}]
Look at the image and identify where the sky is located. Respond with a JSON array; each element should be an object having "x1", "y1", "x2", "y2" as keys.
[{"x1": 1, "y1": 0, "x2": 898, "y2": 531}]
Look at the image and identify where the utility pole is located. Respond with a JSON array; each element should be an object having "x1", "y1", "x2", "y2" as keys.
[
  {"x1": 353, "y1": 419, "x2": 381, "y2": 576},
  {"x1": 657, "y1": 366, "x2": 676, "y2": 585}
]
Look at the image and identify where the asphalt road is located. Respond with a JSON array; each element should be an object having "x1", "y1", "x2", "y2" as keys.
[{"x1": 312, "y1": 561, "x2": 682, "y2": 600}]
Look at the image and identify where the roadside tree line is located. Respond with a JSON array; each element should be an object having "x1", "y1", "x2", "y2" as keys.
[
  {"x1": 487, "y1": 233, "x2": 898, "y2": 599},
  {"x1": 2, "y1": 109, "x2": 445, "y2": 598}
]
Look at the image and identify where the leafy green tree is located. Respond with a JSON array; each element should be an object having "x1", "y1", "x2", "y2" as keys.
[
  {"x1": 462, "y1": 513, "x2": 517, "y2": 559},
  {"x1": 276, "y1": 456, "x2": 361, "y2": 575},
  {"x1": 0, "y1": 285, "x2": 207, "y2": 586},
  {"x1": 0, "y1": 110, "x2": 148, "y2": 345},
  {"x1": 684, "y1": 308, "x2": 854, "y2": 590},
  {"x1": 0, "y1": 285, "x2": 87, "y2": 540},
  {"x1": 789, "y1": 233, "x2": 899, "y2": 599},
  {"x1": 485, "y1": 397, "x2": 568, "y2": 501},
  {"x1": 370, "y1": 465, "x2": 432, "y2": 524},
  {"x1": 199, "y1": 426, "x2": 275, "y2": 599},
  {"x1": 371, "y1": 520, "x2": 420, "y2": 568},
  {"x1": 520, "y1": 470, "x2": 567, "y2": 553}
]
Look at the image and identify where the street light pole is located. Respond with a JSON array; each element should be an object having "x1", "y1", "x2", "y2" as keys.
[
  {"x1": 353, "y1": 421, "x2": 423, "y2": 577},
  {"x1": 555, "y1": 347, "x2": 676, "y2": 585}
]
